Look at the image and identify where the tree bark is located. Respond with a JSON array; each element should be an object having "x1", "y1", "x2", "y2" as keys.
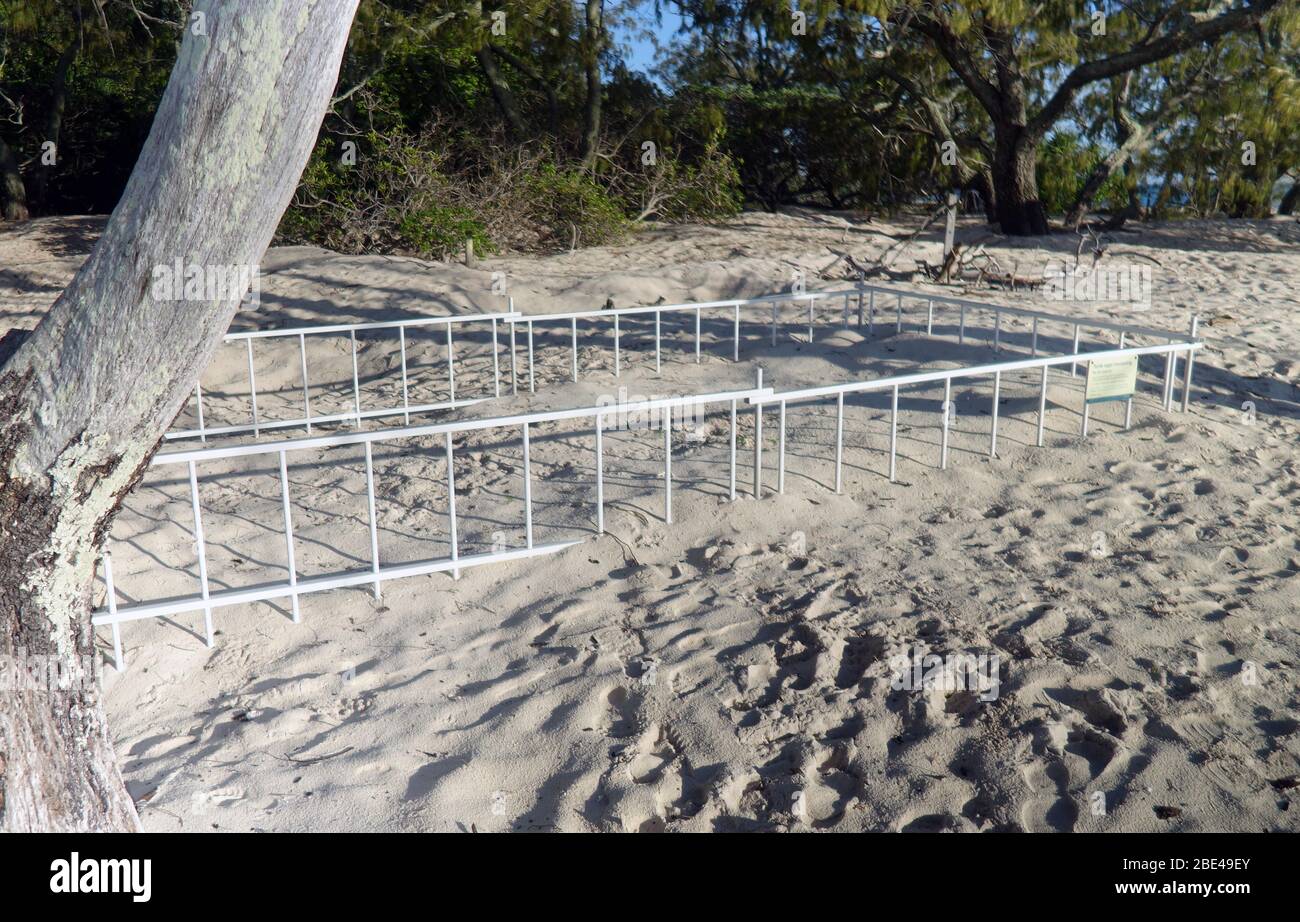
[
  {"x1": 578, "y1": 0, "x2": 604, "y2": 168},
  {"x1": 0, "y1": 0, "x2": 358, "y2": 832},
  {"x1": 0, "y1": 134, "x2": 28, "y2": 222},
  {"x1": 991, "y1": 128, "x2": 1049, "y2": 236}
]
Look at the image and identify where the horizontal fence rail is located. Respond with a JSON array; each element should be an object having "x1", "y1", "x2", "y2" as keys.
[
  {"x1": 500, "y1": 282, "x2": 1196, "y2": 394},
  {"x1": 168, "y1": 310, "x2": 521, "y2": 442},
  {"x1": 168, "y1": 283, "x2": 1198, "y2": 444},
  {"x1": 98, "y1": 380, "x2": 774, "y2": 670},
  {"x1": 750, "y1": 340, "x2": 1203, "y2": 492}
]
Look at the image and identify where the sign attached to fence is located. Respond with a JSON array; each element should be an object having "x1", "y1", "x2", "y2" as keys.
[{"x1": 1085, "y1": 355, "x2": 1138, "y2": 404}]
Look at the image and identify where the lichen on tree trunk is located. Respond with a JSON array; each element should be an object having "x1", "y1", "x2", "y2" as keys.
[{"x1": 0, "y1": 0, "x2": 359, "y2": 832}]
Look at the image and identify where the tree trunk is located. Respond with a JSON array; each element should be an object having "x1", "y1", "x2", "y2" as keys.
[
  {"x1": 475, "y1": 45, "x2": 527, "y2": 137},
  {"x1": 0, "y1": 0, "x2": 358, "y2": 832},
  {"x1": 992, "y1": 130, "x2": 1049, "y2": 236},
  {"x1": 0, "y1": 134, "x2": 28, "y2": 222},
  {"x1": 1278, "y1": 177, "x2": 1299, "y2": 215},
  {"x1": 29, "y1": 35, "x2": 83, "y2": 213},
  {"x1": 578, "y1": 0, "x2": 604, "y2": 168}
]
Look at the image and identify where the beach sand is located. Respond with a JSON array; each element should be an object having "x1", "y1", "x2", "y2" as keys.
[{"x1": 2, "y1": 210, "x2": 1297, "y2": 832}]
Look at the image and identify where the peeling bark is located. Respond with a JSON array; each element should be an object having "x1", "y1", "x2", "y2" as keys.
[{"x1": 0, "y1": 0, "x2": 358, "y2": 832}]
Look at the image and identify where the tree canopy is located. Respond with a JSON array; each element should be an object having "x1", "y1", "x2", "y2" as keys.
[{"x1": 1, "y1": 0, "x2": 1296, "y2": 240}]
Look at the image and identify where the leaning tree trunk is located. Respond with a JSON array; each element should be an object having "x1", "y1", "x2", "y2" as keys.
[
  {"x1": 992, "y1": 129, "x2": 1049, "y2": 236},
  {"x1": 0, "y1": 0, "x2": 358, "y2": 832}
]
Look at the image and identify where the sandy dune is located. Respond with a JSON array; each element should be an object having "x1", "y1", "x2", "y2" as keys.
[{"x1": 2, "y1": 211, "x2": 1297, "y2": 832}]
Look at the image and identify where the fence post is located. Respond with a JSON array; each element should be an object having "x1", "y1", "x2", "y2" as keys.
[
  {"x1": 445, "y1": 432, "x2": 460, "y2": 579},
  {"x1": 510, "y1": 317, "x2": 518, "y2": 395},
  {"x1": 778, "y1": 400, "x2": 787, "y2": 494},
  {"x1": 753, "y1": 367, "x2": 763, "y2": 497},
  {"x1": 195, "y1": 382, "x2": 206, "y2": 444},
  {"x1": 729, "y1": 399, "x2": 737, "y2": 501},
  {"x1": 663, "y1": 405, "x2": 672, "y2": 523},
  {"x1": 889, "y1": 385, "x2": 899, "y2": 482},
  {"x1": 492, "y1": 317, "x2": 501, "y2": 398},
  {"x1": 446, "y1": 323, "x2": 456, "y2": 403},
  {"x1": 1081, "y1": 363, "x2": 1093, "y2": 437},
  {"x1": 364, "y1": 441, "x2": 381, "y2": 599},
  {"x1": 528, "y1": 321, "x2": 536, "y2": 393},
  {"x1": 351, "y1": 329, "x2": 362, "y2": 425},
  {"x1": 1037, "y1": 365, "x2": 1048, "y2": 447},
  {"x1": 399, "y1": 327, "x2": 411, "y2": 425},
  {"x1": 835, "y1": 392, "x2": 844, "y2": 493},
  {"x1": 990, "y1": 370, "x2": 1001, "y2": 458},
  {"x1": 187, "y1": 460, "x2": 213, "y2": 647},
  {"x1": 733, "y1": 303, "x2": 741, "y2": 361},
  {"x1": 1181, "y1": 316, "x2": 1199, "y2": 412},
  {"x1": 278, "y1": 449, "x2": 300, "y2": 623},
  {"x1": 299, "y1": 332, "x2": 312, "y2": 434},
  {"x1": 103, "y1": 551, "x2": 123, "y2": 672},
  {"x1": 940, "y1": 378, "x2": 952, "y2": 469},
  {"x1": 695, "y1": 308, "x2": 701, "y2": 362},
  {"x1": 246, "y1": 338, "x2": 260, "y2": 437},
  {"x1": 614, "y1": 313, "x2": 621, "y2": 377},
  {"x1": 655, "y1": 311, "x2": 662, "y2": 374},
  {"x1": 572, "y1": 317, "x2": 579, "y2": 383},
  {"x1": 523, "y1": 422, "x2": 533, "y2": 547},
  {"x1": 1170, "y1": 340, "x2": 1180, "y2": 408},
  {"x1": 594, "y1": 413, "x2": 604, "y2": 533}
]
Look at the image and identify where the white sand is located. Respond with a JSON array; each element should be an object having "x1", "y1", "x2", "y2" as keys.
[{"x1": 3, "y1": 211, "x2": 1298, "y2": 832}]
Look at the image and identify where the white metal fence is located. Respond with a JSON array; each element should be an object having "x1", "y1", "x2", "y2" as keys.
[
  {"x1": 98, "y1": 381, "x2": 773, "y2": 670},
  {"x1": 168, "y1": 282, "x2": 1199, "y2": 443},
  {"x1": 110, "y1": 284, "x2": 1202, "y2": 671},
  {"x1": 168, "y1": 310, "x2": 519, "y2": 441}
]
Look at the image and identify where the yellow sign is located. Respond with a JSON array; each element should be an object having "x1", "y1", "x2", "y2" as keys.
[{"x1": 1085, "y1": 355, "x2": 1138, "y2": 404}]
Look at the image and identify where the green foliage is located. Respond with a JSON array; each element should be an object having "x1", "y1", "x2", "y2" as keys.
[
  {"x1": 398, "y1": 205, "x2": 494, "y2": 257},
  {"x1": 523, "y1": 164, "x2": 630, "y2": 248},
  {"x1": 3, "y1": 0, "x2": 1298, "y2": 236},
  {"x1": 1037, "y1": 132, "x2": 1128, "y2": 215}
]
